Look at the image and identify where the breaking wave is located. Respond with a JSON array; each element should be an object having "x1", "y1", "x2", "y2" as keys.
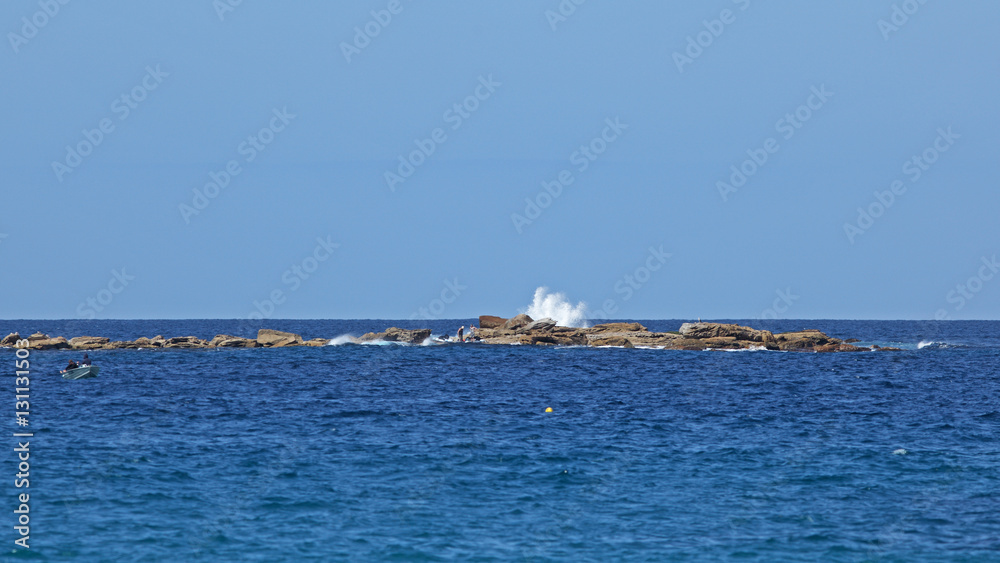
[
  {"x1": 917, "y1": 340, "x2": 967, "y2": 350},
  {"x1": 524, "y1": 287, "x2": 589, "y2": 328},
  {"x1": 328, "y1": 334, "x2": 355, "y2": 346}
]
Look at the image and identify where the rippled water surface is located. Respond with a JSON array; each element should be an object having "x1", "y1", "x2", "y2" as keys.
[{"x1": 4, "y1": 320, "x2": 999, "y2": 561}]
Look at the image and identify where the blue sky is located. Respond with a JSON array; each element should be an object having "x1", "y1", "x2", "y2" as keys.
[{"x1": 2, "y1": 1, "x2": 998, "y2": 321}]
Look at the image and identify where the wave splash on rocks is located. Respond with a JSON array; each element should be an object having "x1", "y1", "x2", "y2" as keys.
[{"x1": 523, "y1": 287, "x2": 589, "y2": 328}]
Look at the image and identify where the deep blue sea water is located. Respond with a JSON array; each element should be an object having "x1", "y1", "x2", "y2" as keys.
[{"x1": 2, "y1": 319, "x2": 998, "y2": 561}]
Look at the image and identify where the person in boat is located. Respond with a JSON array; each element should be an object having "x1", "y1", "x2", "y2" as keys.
[
  {"x1": 456, "y1": 326, "x2": 464, "y2": 342},
  {"x1": 63, "y1": 359, "x2": 79, "y2": 372},
  {"x1": 80, "y1": 353, "x2": 91, "y2": 366}
]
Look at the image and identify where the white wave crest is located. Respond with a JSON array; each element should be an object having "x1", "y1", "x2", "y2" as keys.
[
  {"x1": 327, "y1": 334, "x2": 356, "y2": 346},
  {"x1": 524, "y1": 287, "x2": 589, "y2": 328}
]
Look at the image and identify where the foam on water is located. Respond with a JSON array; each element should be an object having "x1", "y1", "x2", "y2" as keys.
[
  {"x1": 328, "y1": 334, "x2": 355, "y2": 346},
  {"x1": 524, "y1": 287, "x2": 589, "y2": 328},
  {"x1": 917, "y1": 340, "x2": 966, "y2": 350}
]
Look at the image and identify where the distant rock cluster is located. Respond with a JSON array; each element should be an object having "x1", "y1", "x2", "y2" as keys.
[
  {"x1": 0, "y1": 329, "x2": 328, "y2": 350},
  {"x1": 472, "y1": 315, "x2": 901, "y2": 352},
  {"x1": 0, "y1": 319, "x2": 899, "y2": 352}
]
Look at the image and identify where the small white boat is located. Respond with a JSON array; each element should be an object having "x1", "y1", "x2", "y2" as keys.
[{"x1": 62, "y1": 365, "x2": 99, "y2": 380}]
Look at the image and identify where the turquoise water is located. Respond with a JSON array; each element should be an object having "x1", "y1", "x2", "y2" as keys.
[{"x1": 4, "y1": 320, "x2": 999, "y2": 561}]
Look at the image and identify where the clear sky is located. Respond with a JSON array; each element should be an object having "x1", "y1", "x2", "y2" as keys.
[{"x1": 2, "y1": 1, "x2": 998, "y2": 321}]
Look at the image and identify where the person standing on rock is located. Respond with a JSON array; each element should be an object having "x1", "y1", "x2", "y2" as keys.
[{"x1": 456, "y1": 326, "x2": 464, "y2": 342}]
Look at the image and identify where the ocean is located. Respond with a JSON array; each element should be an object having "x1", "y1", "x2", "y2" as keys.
[{"x1": 3, "y1": 319, "x2": 999, "y2": 561}]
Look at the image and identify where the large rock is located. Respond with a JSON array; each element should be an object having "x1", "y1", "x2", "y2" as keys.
[
  {"x1": 208, "y1": 335, "x2": 259, "y2": 348},
  {"x1": 29, "y1": 336, "x2": 71, "y2": 350},
  {"x1": 164, "y1": 336, "x2": 208, "y2": 348},
  {"x1": 501, "y1": 314, "x2": 533, "y2": 331},
  {"x1": 520, "y1": 318, "x2": 557, "y2": 333},
  {"x1": 1, "y1": 332, "x2": 20, "y2": 346},
  {"x1": 357, "y1": 327, "x2": 432, "y2": 344},
  {"x1": 304, "y1": 338, "x2": 329, "y2": 347},
  {"x1": 257, "y1": 329, "x2": 304, "y2": 347},
  {"x1": 478, "y1": 315, "x2": 507, "y2": 329},
  {"x1": 133, "y1": 336, "x2": 166, "y2": 348},
  {"x1": 775, "y1": 330, "x2": 835, "y2": 350},
  {"x1": 679, "y1": 323, "x2": 775, "y2": 343},
  {"x1": 589, "y1": 336, "x2": 634, "y2": 348},
  {"x1": 627, "y1": 332, "x2": 683, "y2": 348},
  {"x1": 588, "y1": 322, "x2": 648, "y2": 333},
  {"x1": 530, "y1": 332, "x2": 587, "y2": 346},
  {"x1": 27, "y1": 332, "x2": 50, "y2": 342},
  {"x1": 70, "y1": 336, "x2": 110, "y2": 350}
]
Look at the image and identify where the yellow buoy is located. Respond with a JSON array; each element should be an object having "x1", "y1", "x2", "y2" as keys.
[{"x1": 545, "y1": 407, "x2": 553, "y2": 413}]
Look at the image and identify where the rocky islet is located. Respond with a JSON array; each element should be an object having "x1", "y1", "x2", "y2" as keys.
[{"x1": 1, "y1": 317, "x2": 900, "y2": 352}]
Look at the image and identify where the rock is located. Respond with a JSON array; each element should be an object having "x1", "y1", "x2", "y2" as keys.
[
  {"x1": 69, "y1": 336, "x2": 110, "y2": 350},
  {"x1": 356, "y1": 327, "x2": 432, "y2": 345},
  {"x1": 775, "y1": 330, "x2": 835, "y2": 350},
  {"x1": 875, "y1": 346, "x2": 903, "y2": 352},
  {"x1": 679, "y1": 323, "x2": 774, "y2": 343},
  {"x1": 27, "y1": 332, "x2": 50, "y2": 342},
  {"x1": 589, "y1": 336, "x2": 634, "y2": 348},
  {"x1": 105, "y1": 341, "x2": 136, "y2": 349},
  {"x1": 530, "y1": 332, "x2": 587, "y2": 346},
  {"x1": 501, "y1": 314, "x2": 533, "y2": 331},
  {"x1": 304, "y1": 338, "x2": 330, "y2": 347},
  {"x1": 1, "y1": 332, "x2": 20, "y2": 346},
  {"x1": 257, "y1": 329, "x2": 304, "y2": 347},
  {"x1": 589, "y1": 322, "x2": 648, "y2": 333},
  {"x1": 627, "y1": 332, "x2": 683, "y2": 348},
  {"x1": 478, "y1": 315, "x2": 507, "y2": 329},
  {"x1": 133, "y1": 336, "x2": 165, "y2": 348},
  {"x1": 703, "y1": 337, "x2": 741, "y2": 349},
  {"x1": 29, "y1": 336, "x2": 71, "y2": 350},
  {"x1": 164, "y1": 336, "x2": 208, "y2": 348},
  {"x1": 208, "y1": 335, "x2": 259, "y2": 348},
  {"x1": 666, "y1": 338, "x2": 711, "y2": 351},
  {"x1": 520, "y1": 318, "x2": 557, "y2": 333},
  {"x1": 845, "y1": 338, "x2": 861, "y2": 344}
]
